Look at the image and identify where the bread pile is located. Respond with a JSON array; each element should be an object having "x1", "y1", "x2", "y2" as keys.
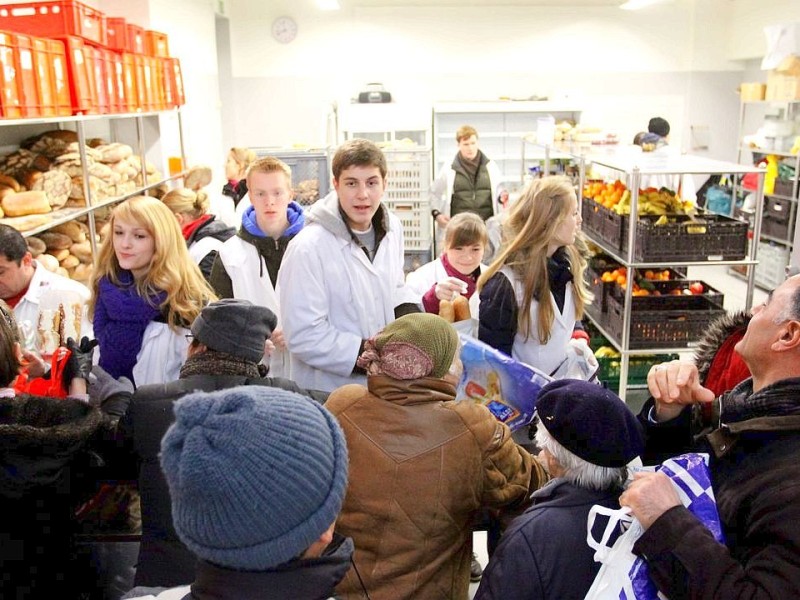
[
  {"x1": 37, "y1": 300, "x2": 82, "y2": 356},
  {"x1": 27, "y1": 220, "x2": 94, "y2": 284},
  {"x1": 0, "y1": 130, "x2": 164, "y2": 230},
  {"x1": 438, "y1": 295, "x2": 471, "y2": 323}
]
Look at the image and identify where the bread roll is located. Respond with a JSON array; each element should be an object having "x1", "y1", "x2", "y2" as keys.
[
  {"x1": 439, "y1": 299, "x2": 455, "y2": 323},
  {"x1": 70, "y1": 240, "x2": 92, "y2": 263},
  {"x1": 26, "y1": 236, "x2": 46, "y2": 257},
  {"x1": 453, "y1": 295, "x2": 471, "y2": 322},
  {"x1": 55, "y1": 266, "x2": 69, "y2": 278},
  {"x1": 0, "y1": 173, "x2": 20, "y2": 192},
  {"x1": 51, "y1": 247, "x2": 70, "y2": 262},
  {"x1": 36, "y1": 253, "x2": 59, "y2": 272},
  {"x1": 184, "y1": 165, "x2": 212, "y2": 190},
  {"x1": 72, "y1": 263, "x2": 93, "y2": 283},
  {"x1": 59, "y1": 254, "x2": 79, "y2": 269},
  {"x1": 40, "y1": 231, "x2": 73, "y2": 250},
  {"x1": 1, "y1": 190, "x2": 51, "y2": 217},
  {"x1": 51, "y1": 221, "x2": 85, "y2": 243}
]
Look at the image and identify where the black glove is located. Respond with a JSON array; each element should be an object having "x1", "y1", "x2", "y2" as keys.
[{"x1": 63, "y1": 336, "x2": 99, "y2": 385}]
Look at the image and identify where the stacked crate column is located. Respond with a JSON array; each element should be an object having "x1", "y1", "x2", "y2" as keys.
[{"x1": 382, "y1": 148, "x2": 432, "y2": 258}]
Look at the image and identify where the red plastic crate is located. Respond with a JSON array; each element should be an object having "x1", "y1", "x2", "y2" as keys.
[
  {"x1": 106, "y1": 49, "x2": 125, "y2": 112},
  {"x1": 31, "y1": 36, "x2": 56, "y2": 116},
  {"x1": 0, "y1": 1, "x2": 106, "y2": 47},
  {"x1": 88, "y1": 45, "x2": 111, "y2": 113},
  {"x1": 105, "y1": 16, "x2": 126, "y2": 51},
  {"x1": 144, "y1": 29, "x2": 168, "y2": 57},
  {"x1": 47, "y1": 38, "x2": 71, "y2": 115},
  {"x1": 126, "y1": 22, "x2": 144, "y2": 54},
  {"x1": 0, "y1": 31, "x2": 22, "y2": 117},
  {"x1": 57, "y1": 35, "x2": 97, "y2": 114},
  {"x1": 13, "y1": 33, "x2": 41, "y2": 117},
  {"x1": 122, "y1": 52, "x2": 142, "y2": 111}
]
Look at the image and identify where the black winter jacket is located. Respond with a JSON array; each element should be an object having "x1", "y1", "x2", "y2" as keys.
[
  {"x1": 187, "y1": 216, "x2": 235, "y2": 281},
  {"x1": 635, "y1": 377, "x2": 800, "y2": 599},
  {"x1": 121, "y1": 372, "x2": 329, "y2": 588}
]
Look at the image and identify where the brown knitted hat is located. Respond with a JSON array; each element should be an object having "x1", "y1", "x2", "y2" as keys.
[{"x1": 358, "y1": 313, "x2": 458, "y2": 380}]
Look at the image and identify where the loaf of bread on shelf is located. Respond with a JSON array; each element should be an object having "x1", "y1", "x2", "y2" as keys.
[
  {"x1": 51, "y1": 247, "x2": 70, "y2": 262},
  {"x1": 60, "y1": 254, "x2": 79, "y2": 269},
  {"x1": 1, "y1": 190, "x2": 51, "y2": 217},
  {"x1": 97, "y1": 143, "x2": 133, "y2": 164},
  {"x1": 0, "y1": 213, "x2": 51, "y2": 232},
  {"x1": 0, "y1": 186, "x2": 13, "y2": 207},
  {"x1": 70, "y1": 240, "x2": 92, "y2": 262},
  {"x1": 39, "y1": 231, "x2": 73, "y2": 251},
  {"x1": 184, "y1": 165, "x2": 212, "y2": 190},
  {"x1": 51, "y1": 221, "x2": 85, "y2": 243},
  {"x1": 36, "y1": 253, "x2": 59, "y2": 272},
  {"x1": 21, "y1": 129, "x2": 79, "y2": 159},
  {"x1": 0, "y1": 173, "x2": 20, "y2": 192},
  {"x1": 72, "y1": 263, "x2": 92, "y2": 283},
  {"x1": 30, "y1": 170, "x2": 71, "y2": 209},
  {"x1": 17, "y1": 167, "x2": 43, "y2": 190}
]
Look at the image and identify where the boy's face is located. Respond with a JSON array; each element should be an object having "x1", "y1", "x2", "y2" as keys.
[
  {"x1": 458, "y1": 135, "x2": 479, "y2": 161},
  {"x1": 248, "y1": 171, "x2": 292, "y2": 235},
  {"x1": 334, "y1": 165, "x2": 386, "y2": 232}
]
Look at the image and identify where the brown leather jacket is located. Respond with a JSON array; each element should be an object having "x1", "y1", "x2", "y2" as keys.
[{"x1": 326, "y1": 375, "x2": 546, "y2": 600}]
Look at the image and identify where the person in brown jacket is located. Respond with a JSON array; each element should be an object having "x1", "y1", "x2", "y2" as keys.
[{"x1": 325, "y1": 312, "x2": 546, "y2": 600}]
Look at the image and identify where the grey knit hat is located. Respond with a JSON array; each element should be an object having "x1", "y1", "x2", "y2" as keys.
[
  {"x1": 191, "y1": 298, "x2": 277, "y2": 362},
  {"x1": 160, "y1": 386, "x2": 349, "y2": 570}
]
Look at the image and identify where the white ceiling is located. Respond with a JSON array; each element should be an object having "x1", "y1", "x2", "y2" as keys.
[{"x1": 346, "y1": 0, "x2": 624, "y2": 6}]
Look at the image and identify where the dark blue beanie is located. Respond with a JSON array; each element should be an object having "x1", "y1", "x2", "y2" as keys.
[
  {"x1": 160, "y1": 386, "x2": 349, "y2": 570},
  {"x1": 536, "y1": 379, "x2": 644, "y2": 468}
]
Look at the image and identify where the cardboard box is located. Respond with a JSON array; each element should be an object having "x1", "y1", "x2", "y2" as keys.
[
  {"x1": 766, "y1": 70, "x2": 800, "y2": 101},
  {"x1": 740, "y1": 82, "x2": 766, "y2": 101}
]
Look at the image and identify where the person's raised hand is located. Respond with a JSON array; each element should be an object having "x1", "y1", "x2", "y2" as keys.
[
  {"x1": 435, "y1": 277, "x2": 467, "y2": 302},
  {"x1": 647, "y1": 360, "x2": 715, "y2": 422},
  {"x1": 65, "y1": 336, "x2": 99, "y2": 381}
]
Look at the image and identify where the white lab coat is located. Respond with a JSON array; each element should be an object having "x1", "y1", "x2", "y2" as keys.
[
  {"x1": 216, "y1": 236, "x2": 290, "y2": 378},
  {"x1": 12, "y1": 264, "x2": 93, "y2": 353},
  {"x1": 131, "y1": 321, "x2": 190, "y2": 387},
  {"x1": 405, "y1": 256, "x2": 484, "y2": 324},
  {"x1": 278, "y1": 191, "x2": 419, "y2": 392}
]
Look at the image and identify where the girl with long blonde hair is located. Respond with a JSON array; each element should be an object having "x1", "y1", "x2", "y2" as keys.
[
  {"x1": 477, "y1": 175, "x2": 593, "y2": 376},
  {"x1": 90, "y1": 195, "x2": 217, "y2": 386}
]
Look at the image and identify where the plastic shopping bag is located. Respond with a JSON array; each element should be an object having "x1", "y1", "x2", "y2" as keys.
[
  {"x1": 584, "y1": 453, "x2": 724, "y2": 600},
  {"x1": 455, "y1": 334, "x2": 551, "y2": 431}
]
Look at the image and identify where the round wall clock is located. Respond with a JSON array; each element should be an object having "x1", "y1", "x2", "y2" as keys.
[{"x1": 272, "y1": 16, "x2": 298, "y2": 44}]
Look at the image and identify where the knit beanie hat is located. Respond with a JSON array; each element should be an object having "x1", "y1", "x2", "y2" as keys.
[
  {"x1": 191, "y1": 298, "x2": 277, "y2": 362},
  {"x1": 357, "y1": 313, "x2": 458, "y2": 380},
  {"x1": 160, "y1": 386, "x2": 349, "y2": 571},
  {"x1": 536, "y1": 379, "x2": 644, "y2": 468}
]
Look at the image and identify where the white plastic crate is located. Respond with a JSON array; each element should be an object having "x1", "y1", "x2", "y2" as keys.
[
  {"x1": 384, "y1": 199, "x2": 431, "y2": 251},
  {"x1": 755, "y1": 241, "x2": 790, "y2": 290},
  {"x1": 252, "y1": 148, "x2": 331, "y2": 206},
  {"x1": 383, "y1": 148, "x2": 431, "y2": 203}
]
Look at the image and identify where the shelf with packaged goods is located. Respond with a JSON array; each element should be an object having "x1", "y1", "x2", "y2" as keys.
[
  {"x1": 569, "y1": 147, "x2": 763, "y2": 401},
  {"x1": 0, "y1": 109, "x2": 186, "y2": 285},
  {"x1": 432, "y1": 101, "x2": 582, "y2": 194}
]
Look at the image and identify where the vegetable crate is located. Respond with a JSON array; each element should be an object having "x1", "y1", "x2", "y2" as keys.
[
  {"x1": 598, "y1": 353, "x2": 680, "y2": 393},
  {"x1": 605, "y1": 285, "x2": 726, "y2": 349},
  {"x1": 755, "y1": 241, "x2": 790, "y2": 291},
  {"x1": 0, "y1": 1, "x2": 107, "y2": 47},
  {"x1": 383, "y1": 148, "x2": 432, "y2": 252},
  {"x1": 252, "y1": 148, "x2": 331, "y2": 207}
]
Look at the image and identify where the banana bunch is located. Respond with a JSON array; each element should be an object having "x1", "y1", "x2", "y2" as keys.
[
  {"x1": 594, "y1": 346, "x2": 621, "y2": 358},
  {"x1": 612, "y1": 187, "x2": 689, "y2": 216}
]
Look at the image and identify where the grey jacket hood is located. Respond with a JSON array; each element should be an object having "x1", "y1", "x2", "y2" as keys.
[{"x1": 307, "y1": 189, "x2": 391, "y2": 241}]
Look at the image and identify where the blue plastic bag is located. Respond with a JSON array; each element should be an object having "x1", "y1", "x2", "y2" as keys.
[{"x1": 455, "y1": 334, "x2": 551, "y2": 431}]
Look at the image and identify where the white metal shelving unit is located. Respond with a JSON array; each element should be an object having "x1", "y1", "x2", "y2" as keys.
[
  {"x1": 0, "y1": 110, "x2": 187, "y2": 253},
  {"x1": 569, "y1": 147, "x2": 763, "y2": 400}
]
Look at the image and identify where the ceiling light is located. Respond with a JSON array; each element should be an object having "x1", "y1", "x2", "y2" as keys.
[
  {"x1": 316, "y1": 0, "x2": 340, "y2": 9},
  {"x1": 619, "y1": 0, "x2": 672, "y2": 9}
]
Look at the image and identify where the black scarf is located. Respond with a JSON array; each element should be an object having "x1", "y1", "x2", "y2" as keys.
[
  {"x1": 547, "y1": 247, "x2": 574, "y2": 313},
  {"x1": 721, "y1": 377, "x2": 800, "y2": 424},
  {"x1": 179, "y1": 350, "x2": 261, "y2": 379}
]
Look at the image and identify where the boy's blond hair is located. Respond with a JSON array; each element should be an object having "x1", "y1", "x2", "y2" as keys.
[
  {"x1": 456, "y1": 125, "x2": 478, "y2": 143},
  {"x1": 246, "y1": 157, "x2": 293, "y2": 189}
]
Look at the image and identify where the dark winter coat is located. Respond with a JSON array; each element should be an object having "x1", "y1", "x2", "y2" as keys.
[
  {"x1": 634, "y1": 377, "x2": 800, "y2": 599},
  {"x1": 221, "y1": 177, "x2": 247, "y2": 206},
  {"x1": 475, "y1": 479, "x2": 622, "y2": 600},
  {"x1": 126, "y1": 533, "x2": 354, "y2": 600},
  {"x1": 187, "y1": 216, "x2": 235, "y2": 280},
  {"x1": 0, "y1": 394, "x2": 103, "y2": 599},
  {"x1": 451, "y1": 150, "x2": 494, "y2": 221},
  {"x1": 121, "y1": 368, "x2": 329, "y2": 588}
]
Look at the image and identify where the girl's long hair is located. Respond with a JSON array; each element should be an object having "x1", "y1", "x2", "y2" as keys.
[
  {"x1": 90, "y1": 195, "x2": 217, "y2": 328},
  {"x1": 478, "y1": 176, "x2": 592, "y2": 344}
]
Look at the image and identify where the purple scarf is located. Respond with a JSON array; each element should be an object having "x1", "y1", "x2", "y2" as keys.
[{"x1": 94, "y1": 273, "x2": 166, "y2": 384}]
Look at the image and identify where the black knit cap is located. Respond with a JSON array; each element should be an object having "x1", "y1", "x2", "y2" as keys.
[
  {"x1": 191, "y1": 299, "x2": 277, "y2": 362},
  {"x1": 536, "y1": 379, "x2": 645, "y2": 468},
  {"x1": 648, "y1": 117, "x2": 670, "y2": 138}
]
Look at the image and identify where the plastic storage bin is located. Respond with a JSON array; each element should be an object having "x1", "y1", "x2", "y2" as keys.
[
  {"x1": 105, "y1": 16, "x2": 127, "y2": 52},
  {"x1": 755, "y1": 241, "x2": 790, "y2": 290},
  {"x1": 165, "y1": 57, "x2": 184, "y2": 107},
  {"x1": 126, "y1": 23, "x2": 144, "y2": 55},
  {"x1": 383, "y1": 148, "x2": 432, "y2": 252},
  {"x1": 57, "y1": 35, "x2": 97, "y2": 114},
  {"x1": 144, "y1": 30, "x2": 168, "y2": 57},
  {"x1": 46, "y1": 38, "x2": 70, "y2": 115},
  {"x1": 32, "y1": 37, "x2": 56, "y2": 116},
  {"x1": 0, "y1": 1, "x2": 106, "y2": 47},
  {"x1": 0, "y1": 32, "x2": 22, "y2": 118},
  {"x1": 13, "y1": 33, "x2": 42, "y2": 117}
]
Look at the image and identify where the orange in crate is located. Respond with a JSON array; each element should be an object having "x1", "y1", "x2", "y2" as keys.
[
  {"x1": 0, "y1": 31, "x2": 22, "y2": 118},
  {"x1": 13, "y1": 33, "x2": 41, "y2": 117},
  {"x1": 144, "y1": 30, "x2": 168, "y2": 57},
  {"x1": 0, "y1": 1, "x2": 107, "y2": 47},
  {"x1": 56, "y1": 35, "x2": 97, "y2": 114}
]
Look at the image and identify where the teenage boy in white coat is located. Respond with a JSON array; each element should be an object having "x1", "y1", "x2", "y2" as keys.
[{"x1": 278, "y1": 139, "x2": 420, "y2": 392}]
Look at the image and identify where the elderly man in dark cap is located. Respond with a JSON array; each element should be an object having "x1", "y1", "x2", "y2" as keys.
[
  {"x1": 475, "y1": 379, "x2": 645, "y2": 600},
  {"x1": 121, "y1": 298, "x2": 328, "y2": 588}
]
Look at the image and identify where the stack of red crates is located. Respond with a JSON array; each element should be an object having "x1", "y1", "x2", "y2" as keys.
[{"x1": 0, "y1": 0, "x2": 185, "y2": 118}]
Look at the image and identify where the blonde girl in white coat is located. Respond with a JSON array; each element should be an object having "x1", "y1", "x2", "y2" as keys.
[{"x1": 477, "y1": 176, "x2": 593, "y2": 377}]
